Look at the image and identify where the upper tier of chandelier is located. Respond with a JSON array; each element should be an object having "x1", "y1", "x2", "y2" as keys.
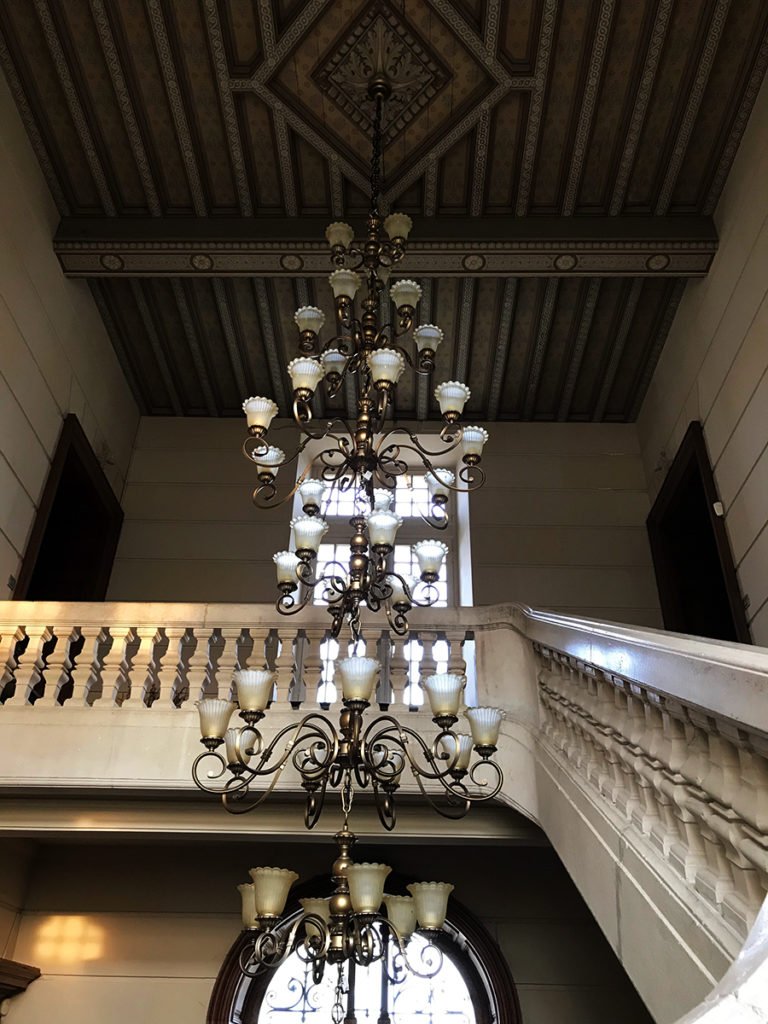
[{"x1": 240, "y1": 205, "x2": 489, "y2": 641}]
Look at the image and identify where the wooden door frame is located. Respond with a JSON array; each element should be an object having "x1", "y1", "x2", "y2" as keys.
[
  {"x1": 646, "y1": 420, "x2": 751, "y2": 643},
  {"x1": 14, "y1": 414, "x2": 124, "y2": 601}
]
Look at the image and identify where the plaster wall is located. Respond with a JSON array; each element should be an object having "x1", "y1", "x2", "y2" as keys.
[
  {"x1": 108, "y1": 417, "x2": 660, "y2": 628},
  {"x1": 3, "y1": 839, "x2": 653, "y2": 1024},
  {"x1": 637, "y1": 74, "x2": 768, "y2": 646},
  {"x1": 0, "y1": 73, "x2": 139, "y2": 600}
]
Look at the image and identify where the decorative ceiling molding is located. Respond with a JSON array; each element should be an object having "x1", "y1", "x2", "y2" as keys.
[
  {"x1": 33, "y1": 0, "x2": 116, "y2": 215},
  {"x1": 145, "y1": 0, "x2": 207, "y2": 216},
  {"x1": 609, "y1": 0, "x2": 674, "y2": 216},
  {"x1": 54, "y1": 213, "x2": 717, "y2": 278},
  {"x1": 557, "y1": 278, "x2": 601, "y2": 421},
  {"x1": 515, "y1": 0, "x2": 557, "y2": 216},
  {"x1": 655, "y1": 0, "x2": 732, "y2": 215},
  {"x1": 203, "y1": 0, "x2": 253, "y2": 217}
]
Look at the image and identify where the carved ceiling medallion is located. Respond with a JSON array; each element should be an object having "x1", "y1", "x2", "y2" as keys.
[{"x1": 313, "y1": 4, "x2": 450, "y2": 144}]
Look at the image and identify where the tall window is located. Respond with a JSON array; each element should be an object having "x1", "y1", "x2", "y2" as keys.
[{"x1": 314, "y1": 472, "x2": 456, "y2": 609}]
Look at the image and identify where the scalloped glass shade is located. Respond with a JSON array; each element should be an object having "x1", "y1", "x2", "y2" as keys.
[
  {"x1": 434, "y1": 381, "x2": 470, "y2": 416},
  {"x1": 299, "y1": 897, "x2": 332, "y2": 939},
  {"x1": 373, "y1": 488, "x2": 393, "y2": 511},
  {"x1": 440, "y1": 733, "x2": 474, "y2": 772},
  {"x1": 465, "y1": 707, "x2": 504, "y2": 747},
  {"x1": 329, "y1": 268, "x2": 361, "y2": 300},
  {"x1": 290, "y1": 516, "x2": 329, "y2": 552},
  {"x1": 347, "y1": 862, "x2": 392, "y2": 914},
  {"x1": 461, "y1": 425, "x2": 489, "y2": 458},
  {"x1": 294, "y1": 306, "x2": 325, "y2": 335},
  {"x1": 238, "y1": 883, "x2": 258, "y2": 928},
  {"x1": 414, "y1": 324, "x2": 444, "y2": 353},
  {"x1": 254, "y1": 446, "x2": 285, "y2": 477},
  {"x1": 406, "y1": 881, "x2": 454, "y2": 930},
  {"x1": 287, "y1": 357, "x2": 323, "y2": 394},
  {"x1": 224, "y1": 727, "x2": 252, "y2": 766},
  {"x1": 336, "y1": 656, "x2": 379, "y2": 702},
  {"x1": 242, "y1": 396, "x2": 278, "y2": 430},
  {"x1": 321, "y1": 348, "x2": 347, "y2": 376},
  {"x1": 387, "y1": 575, "x2": 412, "y2": 606},
  {"x1": 383, "y1": 212, "x2": 413, "y2": 241},
  {"x1": 196, "y1": 698, "x2": 235, "y2": 739},
  {"x1": 425, "y1": 468, "x2": 455, "y2": 500},
  {"x1": 423, "y1": 673, "x2": 465, "y2": 716},
  {"x1": 367, "y1": 510, "x2": 402, "y2": 548},
  {"x1": 235, "y1": 669, "x2": 275, "y2": 712},
  {"x1": 383, "y1": 895, "x2": 417, "y2": 941},
  {"x1": 273, "y1": 549, "x2": 300, "y2": 585},
  {"x1": 298, "y1": 478, "x2": 326, "y2": 509},
  {"x1": 368, "y1": 348, "x2": 406, "y2": 385},
  {"x1": 325, "y1": 221, "x2": 355, "y2": 248},
  {"x1": 249, "y1": 867, "x2": 299, "y2": 917},
  {"x1": 390, "y1": 279, "x2": 422, "y2": 310},
  {"x1": 413, "y1": 540, "x2": 448, "y2": 576}
]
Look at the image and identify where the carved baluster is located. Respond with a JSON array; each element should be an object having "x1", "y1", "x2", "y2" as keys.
[
  {"x1": 35, "y1": 627, "x2": 78, "y2": 707},
  {"x1": 301, "y1": 627, "x2": 326, "y2": 709},
  {"x1": 4, "y1": 625, "x2": 52, "y2": 706},
  {"x1": 388, "y1": 634, "x2": 409, "y2": 709},
  {"x1": 155, "y1": 627, "x2": 184, "y2": 707},
  {"x1": 244, "y1": 628, "x2": 270, "y2": 670},
  {"x1": 416, "y1": 632, "x2": 437, "y2": 710},
  {"x1": 376, "y1": 632, "x2": 393, "y2": 709},
  {"x1": 96, "y1": 628, "x2": 131, "y2": 706},
  {"x1": 67, "y1": 629, "x2": 104, "y2": 706},
  {"x1": 217, "y1": 627, "x2": 245, "y2": 703},
  {"x1": 0, "y1": 625, "x2": 26, "y2": 702},
  {"x1": 123, "y1": 627, "x2": 161, "y2": 707},
  {"x1": 186, "y1": 628, "x2": 213, "y2": 704},
  {"x1": 274, "y1": 626, "x2": 296, "y2": 707}
]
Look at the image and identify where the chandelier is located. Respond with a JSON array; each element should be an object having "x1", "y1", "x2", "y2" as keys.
[
  {"x1": 192, "y1": 73, "x2": 503, "y2": 1005},
  {"x1": 239, "y1": 74, "x2": 489, "y2": 643}
]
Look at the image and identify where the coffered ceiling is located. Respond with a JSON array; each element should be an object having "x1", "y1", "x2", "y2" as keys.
[{"x1": 1, "y1": 0, "x2": 767, "y2": 420}]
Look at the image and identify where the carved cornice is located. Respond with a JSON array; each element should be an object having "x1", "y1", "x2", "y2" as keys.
[
  {"x1": 0, "y1": 958, "x2": 41, "y2": 1000},
  {"x1": 54, "y1": 215, "x2": 717, "y2": 278}
]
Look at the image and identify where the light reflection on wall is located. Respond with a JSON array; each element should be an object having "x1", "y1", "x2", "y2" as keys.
[{"x1": 33, "y1": 916, "x2": 105, "y2": 964}]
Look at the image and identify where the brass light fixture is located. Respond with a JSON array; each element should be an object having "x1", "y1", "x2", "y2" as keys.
[{"x1": 239, "y1": 74, "x2": 489, "y2": 642}]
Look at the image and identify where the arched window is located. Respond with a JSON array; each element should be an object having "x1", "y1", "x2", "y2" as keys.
[{"x1": 208, "y1": 894, "x2": 521, "y2": 1024}]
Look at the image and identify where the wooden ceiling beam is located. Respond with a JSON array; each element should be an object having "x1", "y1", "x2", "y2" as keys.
[{"x1": 54, "y1": 214, "x2": 718, "y2": 278}]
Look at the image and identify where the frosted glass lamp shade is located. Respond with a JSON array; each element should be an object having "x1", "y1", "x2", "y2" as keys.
[
  {"x1": 224, "y1": 727, "x2": 252, "y2": 767},
  {"x1": 461, "y1": 425, "x2": 489, "y2": 459},
  {"x1": 238, "y1": 883, "x2": 258, "y2": 928},
  {"x1": 414, "y1": 324, "x2": 444, "y2": 354},
  {"x1": 299, "y1": 897, "x2": 332, "y2": 939},
  {"x1": 373, "y1": 488, "x2": 393, "y2": 511},
  {"x1": 390, "y1": 279, "x2": 422, "y2": 311},
  {"x1": 383, "y1": 212, "x2": 413, "y2": 241},
  {"x1": 273, "y1": 550, "x2": 300, "y2": 586},
  {"x1": 287, "y1": 357, "x2": 324, "y2": 395},
  {"x1": 336, "y1": 656, "x2": 379, "y2": 702},
  {"x1": 387, "y1": 575, "x2": 412, "y2": 606},
  {"x1": 325, "y1": 221, "x2": 355, "y2": 248},
  {"x1": 294, "y1": 306, "x2": 325, "y2": 335},
  {"x1": 435, "y1": 381, "x2": 471, "y2": 417},
  {"x1": 383, "y1": 895, "x2": 417, "y2": 941},
  {"x1": 368, "y1": 348, "x2": 406, "y2": 386},
  {"x1": 242, "y1": 396, "x2": 278, "y2": 431},
  {"x1": 248, "y1": 867, "x2": 299, "y2": 918},
  {"x1": 254, "y1": 446, "x2": 285, "y2": 478},
  {"x1": 347, "y1": 863, "x2": 392, "y2": 914},
  {"x1": 196, "y1": 698, "x2": 235, "y2": 740},
  {"x1": 465, "y1": 707, "x2": 505, "y2": 747},
  {"x1": 235, "y1": 669, "x2": 275, "y2": 712},
  {"x1": 413, "y1": 539, "x2": 449, "y2": 577},
  {"x1": 423, "y1": 673, "x2": 465, "y2": 717},
  {"x1": 290, "y1": 515, "x2": 329, "y2": 554},
  {"x1": 298, "y1": 478, "x2": 326, "y2": 510},
  {"x1": 321, "y1": 348, "x2": 347, "y2": 378},
  {"x1": 407, "y1": 882, "x2": 454, "y2": 930},
  {"x1": 367, "y1": 510, "x2": 402, "y2": 549},
  {"x1": 329, "y1": 268, "x2": 361, "y2": 300},
  {"x1": 425, "y1": 468, "x2": 455, "y2": 501},
  {"x1": 440, "y1": 734, "x2": 474, "y2": 772}
]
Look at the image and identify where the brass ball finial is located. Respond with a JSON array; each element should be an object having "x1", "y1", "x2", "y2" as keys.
[{"x1": 367, "y1": 74, "x2": 392, "y2": 102}]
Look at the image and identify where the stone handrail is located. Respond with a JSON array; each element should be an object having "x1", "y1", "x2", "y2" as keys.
[{"x1": 2, "y1": 600, "x2": 768, "y2": 1022}]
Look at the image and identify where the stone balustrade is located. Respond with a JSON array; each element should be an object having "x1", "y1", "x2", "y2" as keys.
[{"x1": 2, "y1": 600, "x2": 768, "y2": 1022}]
